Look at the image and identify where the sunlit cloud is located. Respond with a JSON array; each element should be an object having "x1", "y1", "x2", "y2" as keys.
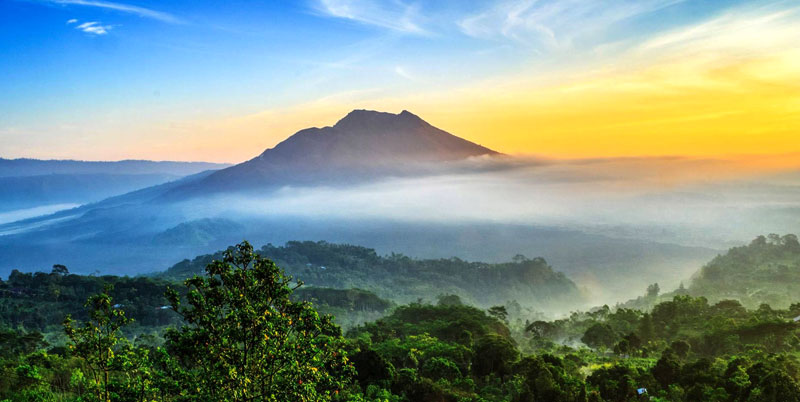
[
  {"x1": 43, "y1": 0, "x2": 181, "y2": 24},
  {"x1": 75, "y1": 21, "x2": 111, "y2": 35},
  {"x1": 313, "y1": 0, "x2": 426, "y2": 34},
  {"x1": 635, "y1": 7, "x2": 800, "y2": 59},
  {"x1": 66, "y1": 18, "x2": 77, "y2": 24}
]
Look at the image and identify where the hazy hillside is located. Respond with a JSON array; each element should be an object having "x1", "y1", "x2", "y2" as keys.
[
  {"x1": 159, "y1": 240, "x2": 585, "y2": 311},
  {"x1": 0, "y1": 158, "x2": 229, "y2": 213},
  {"x1": 688, "y1": 233, "x2": 800, "y2": 308},
  {"x1": 0, "y1": 158, "x2": 228, "y2": 177},
  {"x1": 0, "y1": 213, "x2": 716, "y2": 304},
  {"x1": 0, "y1": 173, "x2": 178, "y2": 213},
  {"x1": 0, "y1": 268, "x2": 391, "y2": 332}
]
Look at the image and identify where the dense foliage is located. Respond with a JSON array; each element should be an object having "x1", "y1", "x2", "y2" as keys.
[
  {"x1": 0, "y1": 265, "x2": 391, "y2": 336},
  {"x1": 160, "y1": 240, "x2": 585, "y2": 310},
  {"x1": 0, "y1": 269, "x2": 177, "y2": 335},
  {"x1": 2, "y1": 236, "x2": 800, "y2": 401},
  {"x1": 689, "y1": 234, "x2": 800, "y2": 308},
  {"x1": 163, "y1": 242, "x2": 353, "y2": 401},
  {"x1": 338, "y1": 293, "x2": 800, "y2": 401},
  {"x1": 2, "y1": 242, "x2": 355, "y2": 401}
]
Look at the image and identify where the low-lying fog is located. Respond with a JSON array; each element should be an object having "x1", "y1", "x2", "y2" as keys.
[
  {"x1": 2, "y1": 155, "x2": 798, "y2": 307},
  {"x1": 184, "y1": 155, "x2": 800, "y2": 250},
  {"x1": 0, "y1": 204, "x2": 81, "y2": 226}
]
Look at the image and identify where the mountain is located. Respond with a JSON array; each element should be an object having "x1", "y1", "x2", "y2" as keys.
[
  {"x1": 0, "y1": 158, "x2": 229, "y2": 177},
  {"x1": 0, "y1": 110, "x2": 719, "y2": 305},
  {"x1": 0, "y1": 159, "x2": 230, "y2": 213},
  {"x1": 165, "y1": 109, "x2": 499, "y2": 197},
  {"x1": 0, "y1": 173, "x2": 177, "y2": 214}
]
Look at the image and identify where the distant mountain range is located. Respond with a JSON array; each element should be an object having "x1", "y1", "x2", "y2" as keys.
[
  {"x1": 0, "y1": 158, "x2": 229, "y2": 177},
  {"x1": 165, "y1": 109, "x2": 499, "y2": 198},
  {"x1": 0, "y1": 159, "x2": 230, "y2": 213}
]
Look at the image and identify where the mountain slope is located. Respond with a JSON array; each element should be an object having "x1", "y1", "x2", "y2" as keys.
[
  {"x1": 0, "y1": 173, "x2": 179, "y2": 213},
  {"x1": 688, "y1": 234, "x2": 800, "y2": 308},
  {"x1": 0, "y1": 169, "x2": 219, "y2": 236},
  {"x1": 0, "y1": 158, "x2": 228, "y2": 177},
  {"x1": 0, "y1": 159, "x2": 230, "y2": 213},
  {"x1": 166, "y1": 110, "x2": 499, "y2": 197}
]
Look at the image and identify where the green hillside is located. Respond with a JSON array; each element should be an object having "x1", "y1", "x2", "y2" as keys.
[
  {"x1": 159, "y1": 240, "x2": 586, "y2": 311},
  {"x1": 0, "y1": 268, "x2": 392, "y2": 335},
  {"x1": 689, "y1": 234, "x2": 800, "y2": 308},
  {"x1": 2, "y1": 242, "x2": 800, "y2": 401}
]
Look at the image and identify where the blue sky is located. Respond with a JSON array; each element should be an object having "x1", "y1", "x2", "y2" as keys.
[{"x1": 1, "y1": 0, "x2": 798, "y2": 162}]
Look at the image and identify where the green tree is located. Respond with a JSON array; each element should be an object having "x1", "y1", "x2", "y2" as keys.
[
  {"x1": 646, "y1": 283, "x2": 660, "y2": 298},
  {"x1": 420, "y1": 357, "x2": 461, "y2": 382},
  {"x1": 63, "y1": 286, "x2": 131, "y2": 402},
  {"x1": 636, "y1": 313, "x2": 655, "y2": 345},
  {"x1": 51, "y1": 264, "x2": 69, "y2": 275},
  {"x1": 488, "y1": 305, "x2": 509, "y2": 323},
  {"x1": 587, "y1": 365, "x2": 637, "y2": 402},
  {"x1": 525, "y1": 320, "x2": 557, "y2": 339},
  {"x1": 164, "y1": 241, "x2": 353, "y2": 401},
  {"x1": 513, "y1": 355, "x2": 586, "y2": 402},
  {"x1": 669, "y1": 340, "x2": 690, "y2": 359},
  {"x1": 581, "y1": 323, "x2": 617, "y2": 350},
  {"x1": 613, "y1": 339, "x2": 630, "y2": 356},
  {"x1": 350, "y1": 348, "x2": 394, "y2": 389},
  {"x1": 437, "y1": 294, "x2": 463, "y2": 306},
  {"x1": 472, "y1": 334, "x2": 518, "y2": 378},
  {"x1": 652, "y1": 350, "x2": 681, "y2": 390},
  {"x1": 749, "y1": 371, "x2": 800, "y2": 402}
]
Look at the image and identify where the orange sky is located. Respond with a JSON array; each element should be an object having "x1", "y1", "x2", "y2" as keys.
[
  {"x1": 142, "y1": 8, "x2": 800, "y2": 167},
  {"x1": 163, "y1": 49, "x2": 800, "y2": 171},
  {"x1": 4, "y1": 4, "x2": 799, "y2": 171}
]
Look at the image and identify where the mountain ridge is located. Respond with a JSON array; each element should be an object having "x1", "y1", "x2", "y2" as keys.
[
  {"x1": 0, "y1": 158, "x2": 230, "y2": 214},
  {"x1": 0, "y1": 158, "x2": 229, "y2": 177},
  {"x1": 164, "y1": 109, "x2": 499, "y2": 198}
]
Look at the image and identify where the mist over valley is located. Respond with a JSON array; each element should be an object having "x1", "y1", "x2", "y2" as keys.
[{"x1": 2, "y1": 110, "x2": 798, "y2": 306}]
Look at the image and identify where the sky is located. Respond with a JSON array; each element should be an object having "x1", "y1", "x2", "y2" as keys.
[{"x1": 1, "y1": 0, "x2": 799, "y2": 164}]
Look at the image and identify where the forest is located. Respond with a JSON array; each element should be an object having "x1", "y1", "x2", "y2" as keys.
[
  {"x1": 160, "y1": 240, "x2": 585, "y2": 311},
  {"x1": 0, "y1": 236, "x2": 799, "y2": 401}
]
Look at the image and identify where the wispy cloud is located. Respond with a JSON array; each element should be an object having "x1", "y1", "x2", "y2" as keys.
[
  {"x1": 44, "y1": 0, "x2": 181, "y2": 24},
  {"x1": 394, "y1": 66, "x2": 417, "y2": 81},
  {"x1": 635, "y1": 7, "x2": 800, "y2": 57},
  {"x1": 459, "y1": 0, "x2": 684, "y2": 51},
  {"x1": 75, "y1": 21, "x2": 111, "y2": 35},
  {"x1": 313, "y1": 0, "x2": 426, "y2": 34},
  {"x1": 66, "y1": 18, "x2": 78, "y2": 24}
]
